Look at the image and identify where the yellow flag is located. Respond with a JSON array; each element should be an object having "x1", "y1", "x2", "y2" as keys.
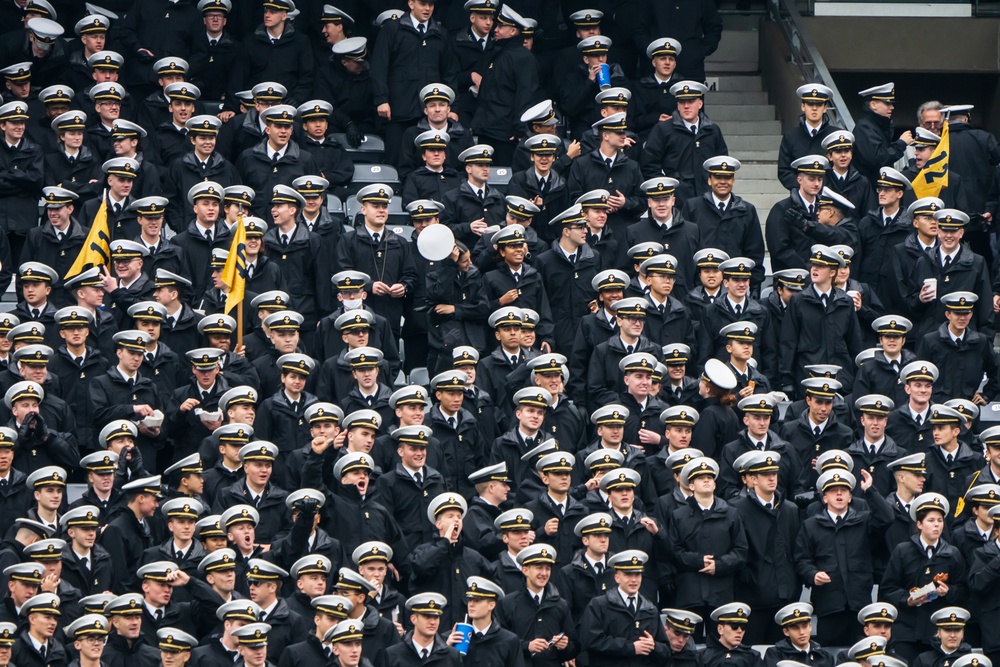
[
  {"x1": 912, "y1": 120, "x2": 950, "y2": 199},
  {"x1": 65, "y1": 196, "x2": 111, "y2": 279},
  {"x1": 221, "y1": 217, "x2": 247, "y2": 314}
]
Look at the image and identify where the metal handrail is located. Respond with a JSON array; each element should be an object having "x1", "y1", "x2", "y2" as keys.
[{"x1": 765, "y1": 0, "x2": 855, "y2": 130}]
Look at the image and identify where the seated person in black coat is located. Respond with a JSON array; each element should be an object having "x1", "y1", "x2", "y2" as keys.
[
  {"x1": 401, "y1": 130, "x2": 463, "y2": 205},
  {"x1": 296, "y1": 101, "x2": 353, "y2": 201},
  {"x1": 763, "y1": 602, "x2": 835, "y2": 667},
  {"x1": 702, "y1": 603, "x2": 763, "y2": 667},
  {"x1": 12, "y1": 593, "x2": 67, "y2": 667}
]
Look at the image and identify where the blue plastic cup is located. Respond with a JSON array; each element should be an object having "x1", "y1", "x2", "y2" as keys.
[
  {"x1": 455, "y1": 623, "x2": 474, "y2": 654},
  {"x1": 596, "y1": 63, "x2": 612, "y2": 89}
]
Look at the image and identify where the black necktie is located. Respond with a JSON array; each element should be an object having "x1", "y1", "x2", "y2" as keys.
[
  {"x1": 626, "y1": 345, "x2": 634, "y2": 354},
  {"x1": 372, "y1": 232, "x2": 381, "y2": 245},
  {"x1": 146, "y1": 353, "x2": 154, "y2": 364},
  {"x1": 176, "y1": 550, "x2": 184, "y2": 560},
  {"x1": 205, "y1": 229, "x2": 213, "y2": 244},
  {"x1": 271, "y1": 37, "x2": 278, "y2": 44},
  {"x1": 870, "y1": 444, "x2": 877, "y2": 456},
  {"x1": 821, "y1": 294, "x2": 828, "y2": 309},
  {"x1": 810, "y1": 128, "x2": 817, "y2": 137},
  {"x1": 31, "y1": 308, "x2": 39, "y2": 319},
  {"x1": 605, "y1": 158, "x2": 613, "y2": 169},
  {"x1": 944, "y1": 255, "x2": 953, "y2": 269},
  {"x1": 718, "y1": 201, "x2": 726, "y2": 213},
  {"x1": 476, "y1": 188, "x2": 484, "y2": 201},
  {"x1": 554, "y1": 503, "x2": 564, "y2": 518},
  {"x1": 532, "y1": 594, "x2": 541, "y2": 606},
  {"x1": 39, "y1": 645, "x2": 45, "y2": 659},
  {"x1": 569, "y1": 252, "x2": 577, "y2": 265},
  {"x1": 479, "y1": 37, "x2": 486, "y2": 50},
  {"x1": 155, "y1": 609, "x2": 163, "y2": 622},
  {"x1": 447, "y1": 416, "x2": 456, "y2": 429},
  {"x1": 734, "y1": 303, "x2": 742, "y2": 317},
  {"x1": 595, "y1": 562, "x2": 604, "y2": 575},
  {"x1": 0, "y1": 479, "x2": 7, "y2": 490},
  {"x1": 81, "y1": 555, "x2": 90, "y2": 572},
  {"x1": 807, "y1": 204, "x2": 815, "y2": 215},
  {"x1": 113, "y1": 203, "x2": 121, "y2": 215},
  {"x1": 764, "y1": 502, "x2": 773, "y2": 510},
  {"x1": 127, "y1": 377, "x2": 135, "y2": 388},
  {"x1": 290, "y1": 401, "x2": 298, "y2": 412},
  {"x1": 67, "y1": 155, "x2": 75, "y2": 164},
  {"x1": 627, "y1": 597, "x2": 636, "y2": 615},
  {"x1": 210, "y1": 38, "x2": 218, "y2": 46},
  {"x1": 538, "y1": 177, "x2": 547, "y2": 193},
  {"x1": 947, "y1": 453, "x2": 954, "y2": 464},
  {"x1": 927, "y1": 546, "x2": 934, "y2": 558},
  {"x1": 201, "y1": 391, "x2": 211, "y2": 402},
  {"x1": 280, "y1": 233, "x2": 289, "y2": 247},
  {"x1": 366, "y1": 395, "x2": 374, "y2": 406},
  {"x1": 513, "y1": 272, "x2": 520, "y2": 283},
  {"x1": 414, "y1": 471, "x2": 422, "y2": 485},
  {"x1": 510, "y1": 355, "x2": 518, "y2": 366},
  {"x1": 835, "y1": 515, "x2": 843, "y2": 524},
  {"x1": 247, "y1": 264, "x2": 254, "y2": 279},
  {"x1": 271, "y1": 151, "x2": 279, "y2": 164},
  {"x1": 915, "y1": 414, "x2": 923, "y2": 425},
  {"x1": 418, "y1": 23, "x2": 425, "y2": 36},
  {"x1": 167, "y1": 316, "x2": 175, "y2": 328},
  {"x1": 814, "y1": 426, "x2": 821, "y2": 437},
  {"x1": 891, "y1": 361, "x2": 900, "y2": 374},
  {"x1": 420, "y1": 648, "x2": 429, "y2": 661}
]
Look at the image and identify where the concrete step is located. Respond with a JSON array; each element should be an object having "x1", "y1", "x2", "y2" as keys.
[
  {"x1": 706, "y1": 28, "x2": 759, "y2": 64},
  {"x1": 711, "y1": 75, "x2": 764, "y2": 92},
  {"x1": 735, "y1": 163, "x2": 778, "y2": 179},
  {"x1": 720, "y1": 120, "x2": 782, "y2": 135},
  {"x1": 737, "y1": 178, "x2": 790, "y2": 195},
  {"x1": 735, "y1": 149, "x2": 780, "y2": 162},
  {"x1": 726, "y1": 135, "x2": 783, "y2": 151},
  {"x1": 743, "y1": 192, "x2": 787, "y2": 212},
  {"x1": 706, "y1": 91, "x2": 769, "y2": 105},
  {"x1": 709, "y1": 105, "x2": 776, "y2": 121}
]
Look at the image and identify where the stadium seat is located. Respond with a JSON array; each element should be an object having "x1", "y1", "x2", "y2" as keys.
[
  {"x1": 488, "y1": 166, "x2": 513, "y2": 194},
  {"x1": 332, "y1": 133, "x2": 386, "y2": 163}
]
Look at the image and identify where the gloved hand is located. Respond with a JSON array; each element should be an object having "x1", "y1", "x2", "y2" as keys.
[
  {"x1": 783, "y1": 206, "x2": 806, "y2": 229},
  {"x1": 297, "y1": 497, "x2": 321, "y2": 516},
  {"x1": 33, "y1": 412, "x2": 49, "y2": 443},
  {"x1": 345, "y1": 122, "x2": 363, "y2": 149}
]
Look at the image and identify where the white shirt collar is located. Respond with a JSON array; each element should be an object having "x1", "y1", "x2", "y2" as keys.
[
  {"x1": 617, "y1": 587, "x2": 637, "y2": 606},
  {"x1": 268, "y1": 143, "x2": 288, "y2": 161},
  {"x1": 863, "y1": 436, "x2": 885, "y2": 451},
  {"x1": 409, "y1": 14, "x2": 426, "y2": 31},
  {"x1": 712, "y1": 193, "x2": 731, "y2": 209},
  {"x1": 827, "y1": 509, "x2": 846, "y2": 523},
  {"x1": 813, "y1": 285, "x2": 830, "y2": 300},
  {"x1": 808, "y1": 417, "x2": 829, "y2": 432},
  {"x1": 940, "y1": 247, "x2": 958, "y2": 264}
]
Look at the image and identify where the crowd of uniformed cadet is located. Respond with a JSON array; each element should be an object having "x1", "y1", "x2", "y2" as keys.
[{"x1": 1, "y1": 1, "x2": 1000, "y2": 667}]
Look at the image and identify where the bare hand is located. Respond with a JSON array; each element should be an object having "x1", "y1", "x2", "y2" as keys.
[
  {"x1": 544, "y1": 517, "x2": 559, "y2": 535},
  {"x1": 311, "y1": 434, "x2": 333, "y2": 454},
  {"x1": 738, "y1": 385, "x2": 755, "y2": 398},
  {"x1": 99, "y1": 265, "x2": 118, "y2": 292},
  {"x1": 434, "y1": 304, "x2": 456, "y2": 314},
  {"x1": 233, "y1": 344, "x2": 246, "y2": 358},
  {"x1": 333, "y1": 430, "x2": 347, "y2": 450},
  {"x1": 936, "y1": 581, "x2": 949, "y2": 597},
  {"x1": 909, "y1": 592, "x2": 929, "y2": 606},
  {"x1": 851, "y1": 292, "x2": 862, "y2": 311},
  {"x1": 699, "y1": 554, "x2": 716, "y2": 574},
  {"x1": 623, "y1": 136, "x2": 636, "y2": 148},
  {"x1": 218, "y1": 111, "x2": 235, "y2": 122},
  {"x1": 394, "y1": 621, "x2": 404, "y2": 636},
  {"x1": 993, "y1": 294, "x2": 1000, "y2": 313},
  {"x1": 638, "y1": 429, "x2": 662, "y2": 445},
  {"x1": 180, "y1": 398, "x2": 200, "y2": 412},
  {"x1": 446, "y1": 628, "x2": 465, "y2": 646},
  {"x1": 919, "y1": 283, "x2": 936, "y2": 303},
  {"x1": 585, "y1": 477, "x2": 600, "y2": 490},
  {"x1": 138, "y1": 424, "x2": 161, "y2": 437},
  {"x1": 377, "y1": 103, "x2": 391, "y2": 120},
  {"x1": 587, "y1": 65, "x2": 601, "y2": 81},
  {"x1": 137, "y1": 48, "x2": 155, "y2": 58},
  {"x1": 566, "y1": 140, "x2": 582, "y2": 159},
  {"x1": 640, "y1": 516, "x2": 658, "y2": 535},
  {"x1": 540, "y1": 342, "x2": 552, "y2": 353},
  {"x1": 552, "y1": 634, "x2": 569, "y2": 650},
  {"x1": 528, "y1": 638, "x2": 550, "y2": 653},
  {"x1": 659, "y1": 114, "x2": 672, "y2": 122},
  {"x1": 608, "y1": 190, "x2": 626, "y2": 209},
  {"x1": 532, "y1": 195, "x2": 544, "y2": 206},
  {"x1": 814, "y1": 571, "x2": 831, "y2": 585},
  {"x1": 166, "y1": 569, "x2": 190, "y2": 586},
  {"x1": 204, "y1": 417, "x2": 224, "y2": 431},
  {"x1": 860, "y1": 468, "x2": 873, "y2": 491},
  {"x1": 469, "y1": 218, "x2": 488, "y2": 235},
  {"x1": 40, "y1": 572, "x2": 59, "y2": 593},
  {"x1": 388, "y1": 283, "x2": 406, "y2": 298},
  {"x1": 899, "y1": 130, "x2": 914, "y2": 145},
  {"x1": 974, "y1": 392, "x2": 988, "y2": 406},
  {"x1": 133, "y1": 404, "x2": 155, "y2": 417},
  {"x1": 372, "y1": 281, "x2": 390, "y2": 296},
  {"x1": 471, "y1": 72, "x2": 483, "y2": 87},
  {"x1": 499, "y1": 288, "x2": 519, "y2": 305}
]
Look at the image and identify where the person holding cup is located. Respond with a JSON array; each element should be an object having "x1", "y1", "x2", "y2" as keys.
[{"x1": 449, "y1": 576, "x2": 522, "y2": 667}]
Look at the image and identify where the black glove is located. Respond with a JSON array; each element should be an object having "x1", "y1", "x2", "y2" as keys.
[
  {"x1": 297, "y1": 497, "x2": 321, "y2": 516},
  {"x1": 33, "y1": 413, "x2": 49, "y2": 442},
  {"x1": 783, "y1": 205, "x2": 806, "y2": 228},
  {"x1": 345, "y1": 122, "x2": 363, "y2": 149},
  {"x1": 16, "y1": 416, "x2": 31, "y2": 442},
  {"x1": 793, "y1": 491, "x2": 817, "y2": 508}
]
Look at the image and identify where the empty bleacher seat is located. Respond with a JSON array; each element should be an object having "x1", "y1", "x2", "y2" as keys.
[
  {"x1": 488, "y1": 166, "x2": 513, "y2": 194},
  {"x1": 332, "y1": 133, "x2": 386, "y2": 163}
]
